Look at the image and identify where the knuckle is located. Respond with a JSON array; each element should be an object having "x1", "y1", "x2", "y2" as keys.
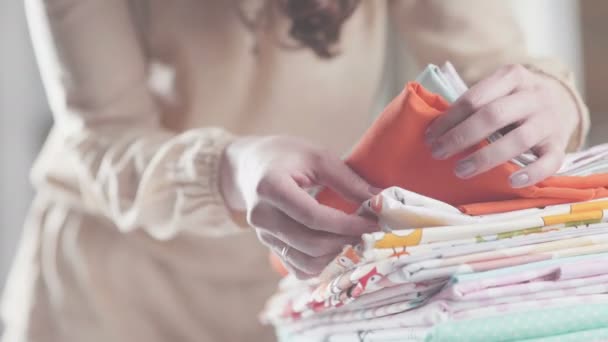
[
  {"x1": 309, "y1": 150, "x2": 329, "y2": 169},
  {"x1": 247, "y1": 203, "x2": 266, "y2": 228},
  {"x1": 299, "y1": 206, "x2": 319, "y2": 229},
  {"x1": 506, "y1": 64, "x2": 527, "y2": 85},
  {"x1": 516, "y1": 126, "x2": 538, "y2": 150},
  {"x1": 480, "y1": 103, "x2": 506, "y2": 128},
  {"x1": 255, "y1": 176, "x2": 276, "y2": 199},
  {"x1": 461, "y1": 93, "x2": 482, "y2": 112},
  {"x1": 446, "y1": 131, "x2": 466, "y2": 148}
]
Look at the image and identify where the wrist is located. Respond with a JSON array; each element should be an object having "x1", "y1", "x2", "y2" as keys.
[
  {"x1": 219, "y1": 139, "x2": 247, "y2": 213},
  {"x1": 525, "y1": 62, "x2": 589, "y2": 151}
]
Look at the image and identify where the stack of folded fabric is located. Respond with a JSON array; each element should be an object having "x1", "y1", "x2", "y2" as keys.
[{"x1": 261, "y1": 63, "x2": 608, "y2": 342}]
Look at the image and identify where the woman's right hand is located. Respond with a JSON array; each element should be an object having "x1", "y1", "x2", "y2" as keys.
[{"x1": 219, "y1": 136, "x2": 378, "y2": 279}]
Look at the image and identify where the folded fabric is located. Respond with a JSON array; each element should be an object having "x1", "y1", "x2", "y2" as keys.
[
  {"x1": 362, "y1": 189, "x2": 608, "y2": 251},
  {"x1": 425, "y1": 304, "x2": 608, "y2": 342},
  {"x1": 441, "y1": 255, "x2": 608, "y2": 301},
  {"x1": 312, "y1": 327, "x2": 608, "y2": 342},
  {"x1": 263, "y1": 190, "x2": 608, "y2": 321},
  {"x1": 285, "y1": 295, "x2": 608, "y2": 339},
  {"x1": 279, "y1": 254, "x2": 608, "y2": 338},
  {"x1": 267, "y1": 206, "x2": 608, "y2": 342},
  {"x1": 522, "y1": 328, "x2": 608, "y2": 342},
  {"x1": 316, "y1": 82, "x2": 608, "y2": 215},
  {"x1": 264, "y1": 226, "x2": 608, "y2": 324},
  {"x1": 325, "y1": 327, "x2": 431, "y2": 342},
  {"x1": 559, "y1": 142, "x2": 608, "y2": 175}
]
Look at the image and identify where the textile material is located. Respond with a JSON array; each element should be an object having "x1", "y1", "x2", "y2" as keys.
[
  {"x1": 316, "y1": 83, "x2": 608, "y2": 215},
  {"x1": 426, "y1": 304, "x2": 608, "y2": 342},
  {"x1": 263, "y1": 187, "x2": 608, "y2": 323},
  {"x1": 264, "y1": 184, "x2": 608, "y2": 341}
]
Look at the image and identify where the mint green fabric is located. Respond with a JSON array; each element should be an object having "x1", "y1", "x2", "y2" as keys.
[
  {"x1": 415, "y1": 64, "x2": 459, "y2": 102},
  {"x1": 425, "y1": 304, "x2": 608, "y2": 342},
  {"x1": 522, "y1": 327, "x2": 608, "y2": 342}
]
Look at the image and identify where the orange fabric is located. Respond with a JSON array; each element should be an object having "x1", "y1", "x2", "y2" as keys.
[
  {"x1": 269, "y1": 252, "x2": 289, "y2": 277},
  {"x1": 458, "y1": 198, "x2": 571, "y2": 215},
  {"x1": 317, "y1": 82, "x2": 608, "y2": 215}
]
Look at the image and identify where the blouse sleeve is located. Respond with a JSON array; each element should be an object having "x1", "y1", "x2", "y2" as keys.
[{"x1": 26, "y1": 0, "x2": 243, "y2": 240}]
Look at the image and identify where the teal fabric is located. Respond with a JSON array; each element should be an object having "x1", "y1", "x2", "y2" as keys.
[{"x1": 425, "y1": 304, "x2": 608, "y2": 342}]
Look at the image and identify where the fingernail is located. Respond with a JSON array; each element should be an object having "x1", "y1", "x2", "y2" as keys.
[
  {"x1": 510, "y1": 172, "x2": 530, "y2": 188},
  {"x1": 455, "y1": 159, "x2": 477, "y2": 178},
  {"x1": 369, "y1": 186, "x2": 382, "y2": 195},
  {"x1": 431, "y1": 142, "x2": 448, "y2": 159}
]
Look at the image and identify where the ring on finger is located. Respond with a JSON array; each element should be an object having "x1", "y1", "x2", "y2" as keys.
[{"x1": 280, "y1": 246, "x2": 290, "y2": 259}]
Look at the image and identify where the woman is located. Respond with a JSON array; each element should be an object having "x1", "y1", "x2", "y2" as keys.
[{"x1": 2, "y1": 0, "x2": 588, "y2": 341}]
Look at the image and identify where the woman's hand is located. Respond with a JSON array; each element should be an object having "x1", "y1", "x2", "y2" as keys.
[
  {"x1": 424, "y1": 64, "x2": 579, "y2": 188},
  {"x1": 220, "y1": 136, "x2": 378, "y2": 279}
]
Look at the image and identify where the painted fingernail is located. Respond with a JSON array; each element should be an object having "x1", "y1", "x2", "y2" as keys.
[
  {"x1": 510, "y1": 172, "x2": 530, "y2": 188},
  {"x1": 455, "y1": 159, "x2": 477, "y2": 178},
  {"x1": 431, "y1": 142, "x2": 448, "y2": 159}
]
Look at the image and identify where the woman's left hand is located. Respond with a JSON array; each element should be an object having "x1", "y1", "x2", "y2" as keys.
[{"x1": 424, "y1": 64, "x2": 579, "y2": 188}]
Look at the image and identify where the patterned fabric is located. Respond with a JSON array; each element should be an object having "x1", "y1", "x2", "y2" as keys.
[
  {"x1": 263, "y1": 189, "x2": 608, "y2": 341},
  {"x1": 263, "y1": 64, "x2": 608, "y2": 342}
]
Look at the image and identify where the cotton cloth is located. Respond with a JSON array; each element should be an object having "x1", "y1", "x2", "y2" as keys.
[
  {"x1": 316, "y1": 83, "x2": 608, "y2": 215},
  {"x1": 264, "y1": 188, "x2": 608, "y2": 323},
  {"x1": 264, "y1": 185, "x2": 608, "y2": 341}
]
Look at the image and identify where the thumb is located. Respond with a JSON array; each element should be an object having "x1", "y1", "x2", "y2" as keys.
[{"x1": 316, "y1": 155, "x2": 379, "y2": 204}]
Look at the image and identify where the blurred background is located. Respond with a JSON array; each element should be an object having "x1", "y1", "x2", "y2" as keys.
[{"x1": 0, "y1": 0, "x2": 607, "y2": 311}]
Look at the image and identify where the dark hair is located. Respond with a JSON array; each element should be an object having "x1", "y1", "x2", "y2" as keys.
[{"x1": 279, "y1": 0, "x2": 361, "y2": 58}]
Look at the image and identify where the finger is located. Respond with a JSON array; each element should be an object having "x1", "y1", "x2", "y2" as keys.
[
  {"x1": 258, "y1": 231, "x2": 336, "y2": 276},
  {"x1": 315, "y1": 154, "x2": 378, "y2": 203},
  {"x1": 249, "y1": 202, "x2": 358, "y2": 257},
  {"x1": 426, "y1": 64, "x2": 530, "y2": 144},
  {"x1": 257, "y1": 175, "x2": 378, "y2": 236},
  {"x1": 430, "y1": 90, "x2": 540, "y2": 159},
  {"x1": 274, "y1": 254, "x2": 313, "y2": 280},
  {"x1": 510, "y1": 142, "x2": 565, "y2": 188},
  {"x1": 454, "y1": 118, "x2": 546, "y2": 179}
]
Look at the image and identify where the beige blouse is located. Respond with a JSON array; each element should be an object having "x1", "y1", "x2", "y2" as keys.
[{"x1": 1, "y1": 0, "x2": 589, "y2": 341}]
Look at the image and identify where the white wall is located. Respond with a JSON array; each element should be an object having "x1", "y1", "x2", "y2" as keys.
[{"x1": 0, "y1": 0, "x2": 49, "y2": 292}]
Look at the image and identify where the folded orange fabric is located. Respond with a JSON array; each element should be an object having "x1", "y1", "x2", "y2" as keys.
[{"x1": 317, "y1": 82, "x2": 608, "y2": 216}]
